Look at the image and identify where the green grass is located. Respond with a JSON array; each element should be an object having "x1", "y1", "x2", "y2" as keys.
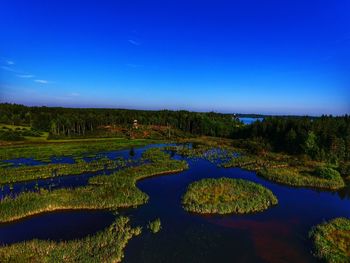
[
  {"x1": 182, "y1": 178, "x2": 278, "y2": 214},
  {"x1": 0, "y1": 149, "x2": 188, "y2": 223},
  {"x1": 0, "y1": 216, "x2": 141, "y2": 263},
  {"x1": 147, "y1": 218, "x2": 162, "y2": 233},
  {"x1": 309, "y1": 217, "x2": 350, "y2": 263},
  {"x1": 0, "y1": 158, "x2": 127, "y2": 184},
  {"x1": 0, "y1": 137, "x2": 163, "y2": 160}
]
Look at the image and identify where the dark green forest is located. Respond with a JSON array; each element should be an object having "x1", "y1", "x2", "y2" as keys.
[
  {"x1": 0, "y1": 103, "x2": 239, "y2": 138},
  {"x1": 1, "y1": 103, "x2": 349, "y2": 162},
  {"x1": 233, "y1": 116, "x2": 350, "y2": 162}
]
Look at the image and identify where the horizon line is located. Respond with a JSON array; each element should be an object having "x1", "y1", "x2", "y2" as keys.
[{"x1": 1, "y1": 101, "x2": 348, "y2": 118}]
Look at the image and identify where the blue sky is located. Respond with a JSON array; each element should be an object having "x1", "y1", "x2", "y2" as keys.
[{"x1": 0, "y1": 0, "x2": 349, "y2": 115}]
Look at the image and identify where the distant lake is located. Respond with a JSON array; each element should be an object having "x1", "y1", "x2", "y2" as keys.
[{"x1": 239, "y1": 117, "x2": 264, "y2": 125}]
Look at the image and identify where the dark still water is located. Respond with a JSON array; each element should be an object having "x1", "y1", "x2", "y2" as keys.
[
  {"x1": 122, "y1": 159, "x2": 350, "y2": 263},
  {"x1": 0, "y1": 154, "x2": 349, "y2": 262}
]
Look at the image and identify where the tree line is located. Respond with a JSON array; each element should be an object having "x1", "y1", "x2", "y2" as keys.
[
  {"x1": 232, "y1": 116, "x2": 350, "y2": 162},
  {"x1": 0, "y1": 103, "x2": 239, "y2": 138},
  {"x1": 1, "y1": 103, "x2": 349, "y2": 162}
]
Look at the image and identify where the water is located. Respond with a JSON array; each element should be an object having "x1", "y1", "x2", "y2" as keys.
[
  {"x1": 239, "y1": 117, "x2": 264, "y2": 125},
  {"x1": 0, "y1": 210, "x2": 115, "y2": 244},
  {"x1": 122, "y1": 159, "x2": 350, "y2": 262},
  {"x1": 0, "y1": 150, "x2": 349, "y2": 262}
]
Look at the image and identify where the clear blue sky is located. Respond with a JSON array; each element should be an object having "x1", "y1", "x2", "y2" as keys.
[{"x1": 1, "y1": 0, "x2": 349, "y2": 115}]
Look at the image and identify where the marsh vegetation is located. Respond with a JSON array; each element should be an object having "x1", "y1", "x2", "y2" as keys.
[
  {"x1": 166, "y1": 140, "x2": 347, "y2": 190},
  {"x1": 0, "y1": 216, "x2": 141, "y2": 263},
  {"x1": 182, "y1": 178, "x2": 278, "y2": 214},
  {"x1": 0, "y1": 149, "x2": 188, "y2": 222},
  {"x1": 164, "y1": 144, "x2": 236, "y2": 164},
  {"x1": 222, "y1": 154, "x2": 346, "y2": 190},
  {"x1": 0, "y1": 158, "x2": 127, "y2": 184},
  {"x1": 147, "y1": 218, "x2": 162, "y2": 233},
  {"x1": 309, "y1": 217, "x2": 350, "y2": 263},
  {"x1": 259, "y1": 166, "x2": 345, "y2": 190}
]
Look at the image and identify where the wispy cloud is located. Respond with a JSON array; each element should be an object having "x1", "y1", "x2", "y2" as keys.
[
  {"x1": 2, "y1": 59, "x2": 53, "y2": 84},
  {"x1": 70, "y1": 92, "x2": 80, "y2": 97},
  {"x1": 34, "y1": 79, "x2": 49, "y2": 84},
  {"x1": 128, "y1": 39, "x2": 141, "y2": 46},
  {"x1": 17, "y1": 74, "x2": 34, "y2": 78},
  {"x1": 1, "y1": 66, "x2": 16, "y2": 72}
]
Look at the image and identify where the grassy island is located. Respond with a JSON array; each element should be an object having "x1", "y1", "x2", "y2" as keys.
[
  {"x1": 0, "y1": 216, "x2": 141, "y2": 263},
  {"x1": 309, "y1": 217, "x2": 350, "y2": 263},
  {"x1": 182, "y1": 178, "x2": 278, "y2": 214},
  {"x1": 0, "y1": 149, "x2": 188, "y2": 223}
]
